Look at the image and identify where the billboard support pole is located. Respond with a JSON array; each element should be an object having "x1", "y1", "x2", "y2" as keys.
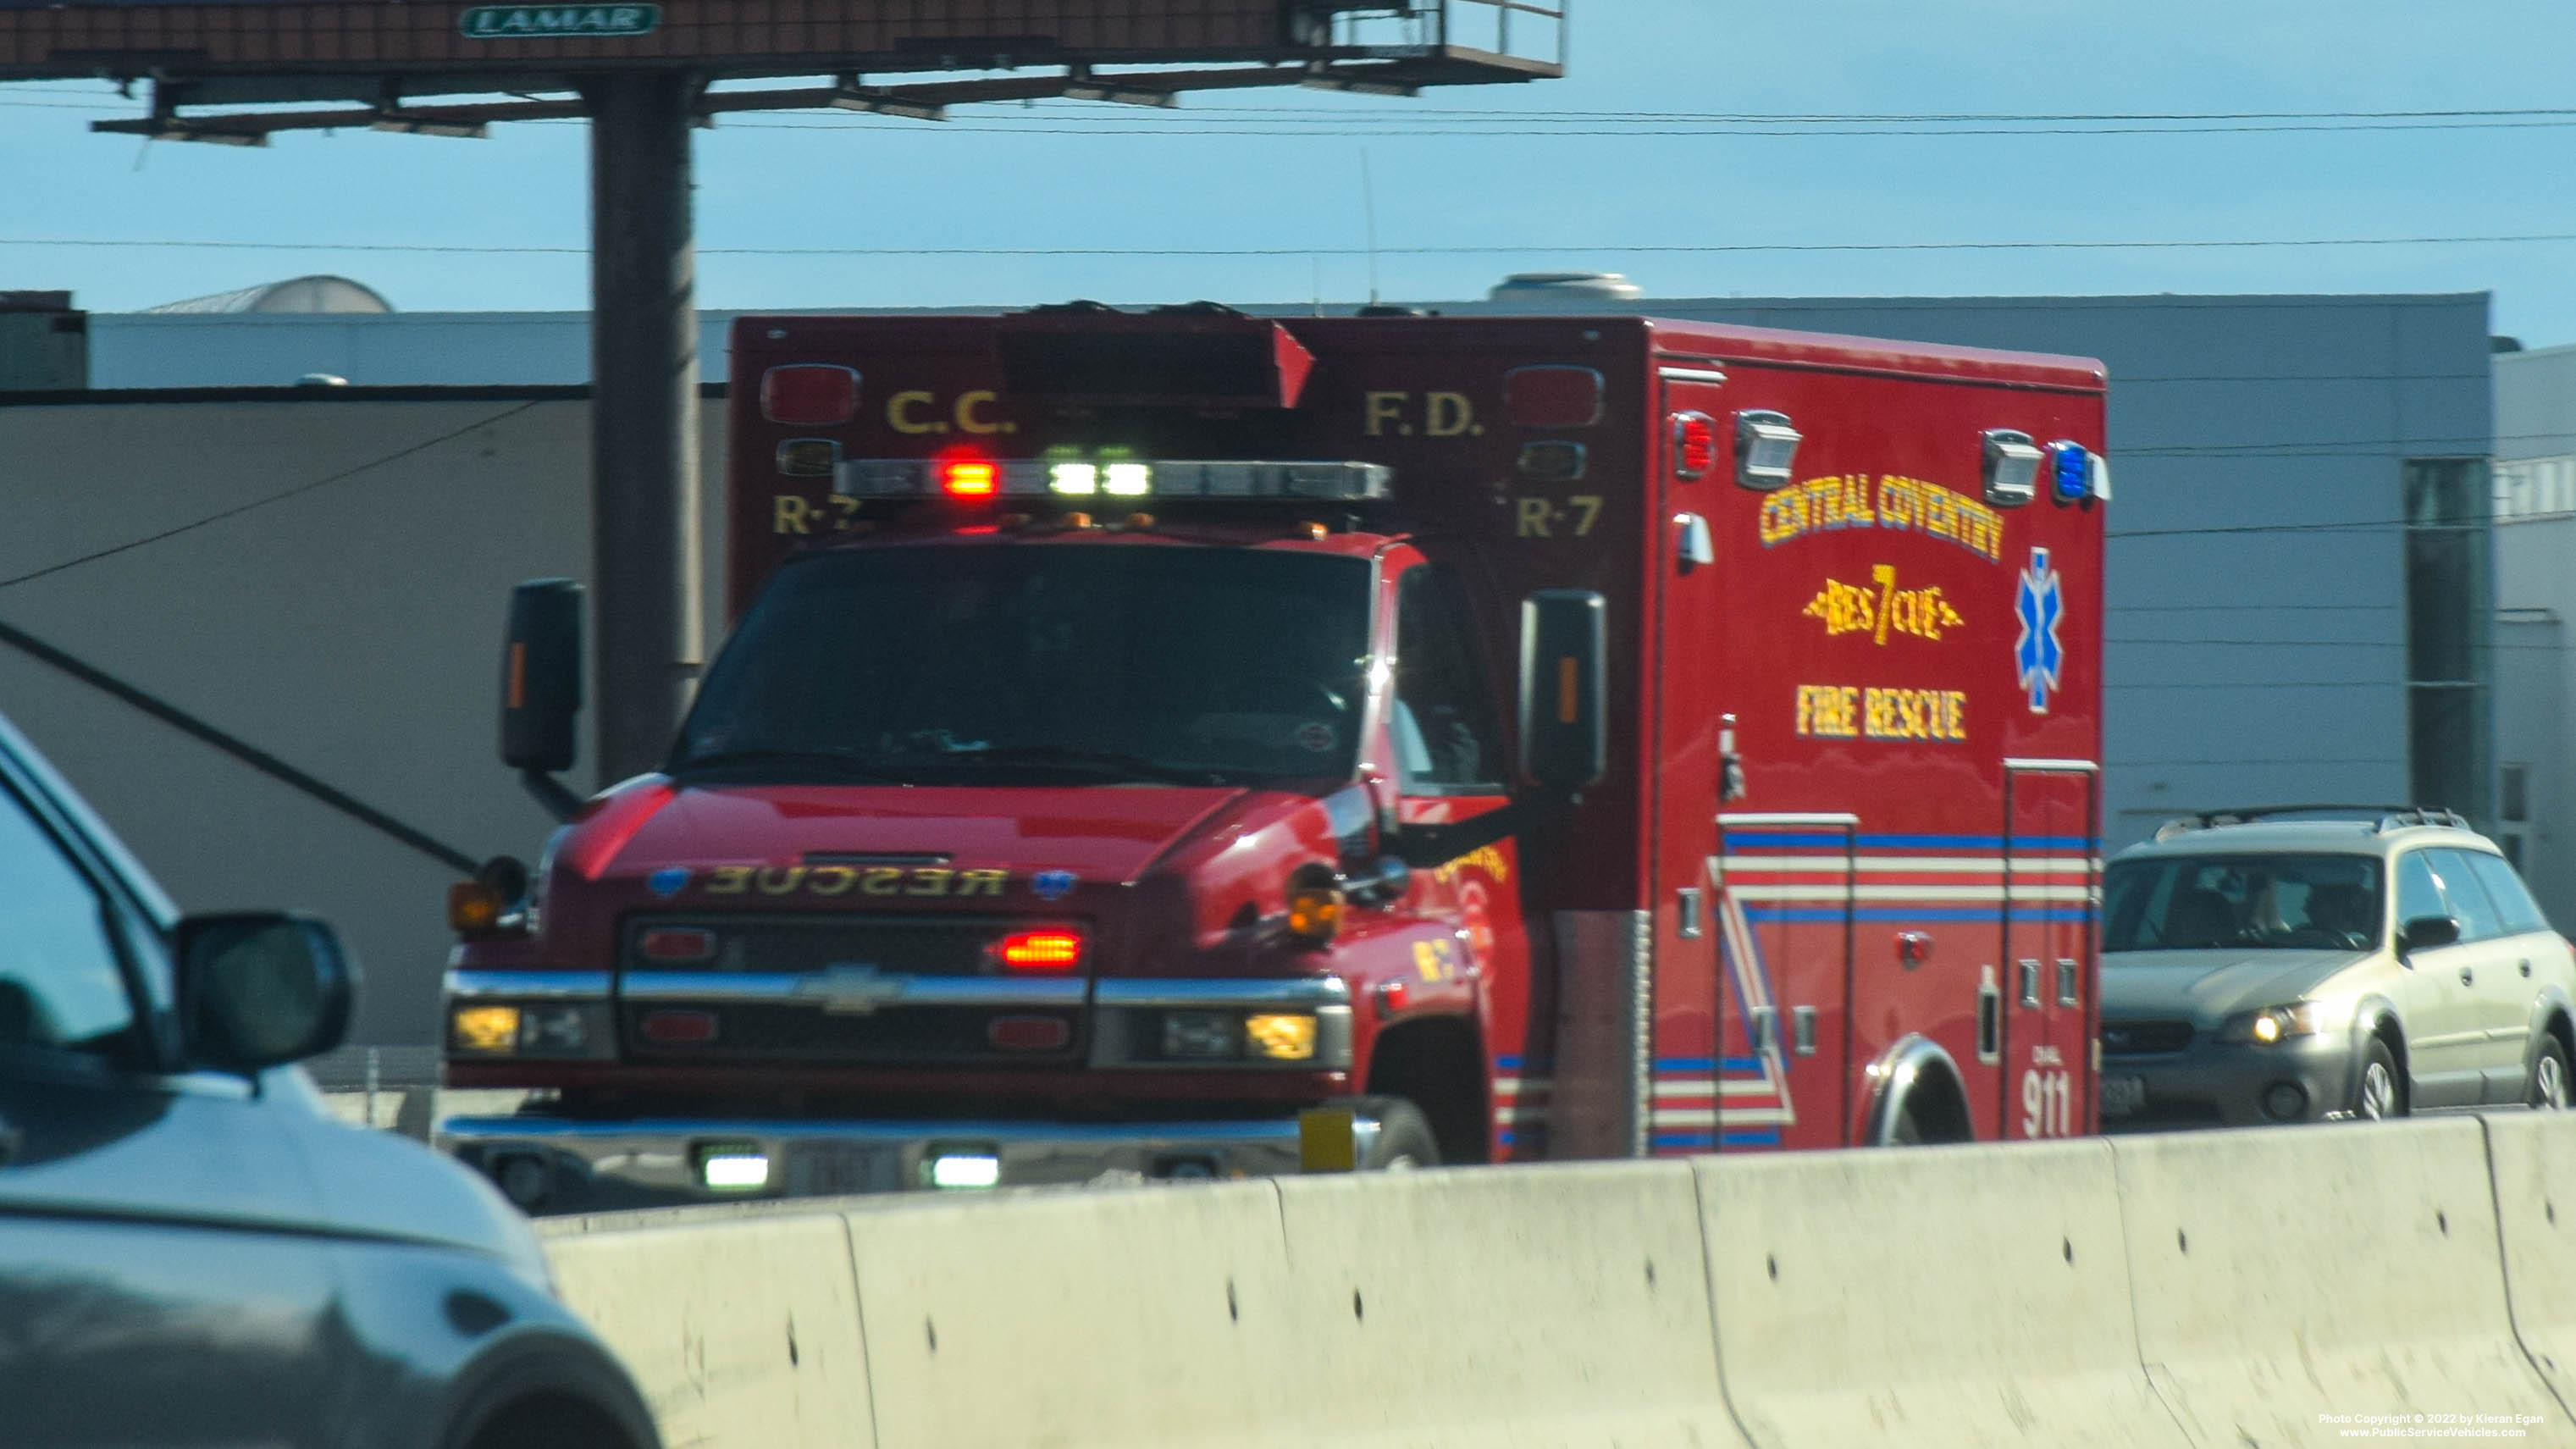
[{"x1": 583, "y1": 70, "x2": 705, "y2": 788}]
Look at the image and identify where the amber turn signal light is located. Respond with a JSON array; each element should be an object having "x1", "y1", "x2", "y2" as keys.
[
  {"x1": 1285, "y1": 882, "x2": 1344, "y2": 945},
  {"x1": 448, "y1": 881, "x2": 506, "y2": 935}
]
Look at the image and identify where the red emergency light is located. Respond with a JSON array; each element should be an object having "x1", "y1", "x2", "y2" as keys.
[
  {"x1": 993, "y1": 929, "x2": 1085, "y2": 972},
  {"x1": 939, "y1": 459, "x2": 999, "y2": 499},
  {"x1": 1672, "y1": 411, "x2": 1718, "y2": 478},
  {"x1": 760, "y1": 364, "x2": 860, "y2": 426}
]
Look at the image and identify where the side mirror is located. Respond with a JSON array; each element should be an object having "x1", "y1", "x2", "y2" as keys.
[
  {"x1": 500, "y1": 579, "x2": 583, "y2": 774},
  {"x1": 1517, "y1": 589, "x2": 1606, "y2": 794},
  {"x1": 2399, "y1": 915, "x2": 2461, "y2": 955},
  {"x1": 178, "y1": 913, "x2": 354, "y2": 1076}
]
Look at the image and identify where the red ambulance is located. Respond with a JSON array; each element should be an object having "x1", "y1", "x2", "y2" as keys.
[{"x1": 438, "y1": 304, "x2": 2109, "y2": 1207}]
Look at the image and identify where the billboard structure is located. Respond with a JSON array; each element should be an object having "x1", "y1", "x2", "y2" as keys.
[
  {"x1": 5, "y1": 3, "x2": 1560, "y2": 135},
  {"x1": 3, "y1": 1, "x2": 1564, "y2": 791}
]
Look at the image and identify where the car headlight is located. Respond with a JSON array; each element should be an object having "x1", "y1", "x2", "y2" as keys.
[{"x1": 2224, "y1": 999, "x2": 2344, "y2": 1045}]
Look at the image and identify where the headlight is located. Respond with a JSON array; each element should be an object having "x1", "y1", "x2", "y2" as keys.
[
  {"x1": 1160, "y1": 1010, "x2": 1239, "y2": 1059},
  {"x1": 451, "y1": 1004, "x2": 520, "y2": 1053},
  {"x1": 447, "y1": 1002, "x2": 607, "y2": 1057},
  {"x1": 1245, "y1": 1013, "x2": 1318, "y2": 1061},
  {"x1": 1153, "y1": 1009, "x2": 1324, "y2": 1062},
  {"x1": 2225, "y1": 1000, "x2": 2344, "y2": 1046}
]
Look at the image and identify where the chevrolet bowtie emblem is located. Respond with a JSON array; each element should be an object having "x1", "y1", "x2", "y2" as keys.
[{"x1": 794, "y1": 965, "x2": 909, "y2": 1015}]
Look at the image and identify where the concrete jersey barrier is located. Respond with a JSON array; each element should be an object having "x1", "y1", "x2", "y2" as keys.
[
  {"x1": 541, "y1": 1113, "x2": 2576, "y2": 1449},
  {"x1": 1697, "y1": 1139, "x2": 2186, "y2": 1448},
  {"x1": 2110, "y1": 1117, "x2": 2567, "y2": 1447},
  {"x1": 541, "y1": 1210, "x2": 871, "y2": 1449},
  {"x1": 2478, "y1": 1112, "x2": 2576, "y2": 1413}
]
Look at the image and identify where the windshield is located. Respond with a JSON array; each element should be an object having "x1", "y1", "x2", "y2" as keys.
[
  {"x1": 676, "y1": 543, "x2": 1374, "y2": 787},
  {"x1": 2102, "y1": 853, "x2": 2384, "y2": 954}
]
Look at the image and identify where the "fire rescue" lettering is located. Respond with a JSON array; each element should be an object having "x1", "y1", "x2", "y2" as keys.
[{"x1": 1795, "y1": 684, "x2": 1968, "y2": 743}]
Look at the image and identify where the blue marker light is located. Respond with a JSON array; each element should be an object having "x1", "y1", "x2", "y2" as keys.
[{"x1": 2049, "y1": 441, "x2": 2091, "y2": 504}]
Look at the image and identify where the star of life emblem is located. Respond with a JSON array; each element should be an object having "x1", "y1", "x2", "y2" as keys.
[{"x1": 2014, "y1": 546, "x2": 2066, "y2": 715}]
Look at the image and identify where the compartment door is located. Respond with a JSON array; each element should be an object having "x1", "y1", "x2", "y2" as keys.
[
  {"x1": 2001, "y1": 759, "x2": 2099, "y2": 1137},
  {"x1": 1713, "y1": 813, "x2": 1857, "y2": 1148}
]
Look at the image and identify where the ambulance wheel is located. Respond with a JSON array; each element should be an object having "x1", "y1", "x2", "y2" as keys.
[{"x1": 1363, "y1": 1099, "x2": 1440, "y2": 1170}]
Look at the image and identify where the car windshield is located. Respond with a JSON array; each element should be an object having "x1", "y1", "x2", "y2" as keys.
[
  {"x1": 674, "y1": 543, "x2": 1374, "y2": 787},
  {"x1": 2102, "y1": 853, "x2": 2384, "y2": 954}
]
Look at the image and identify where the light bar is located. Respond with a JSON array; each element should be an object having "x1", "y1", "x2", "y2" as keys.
[{"x1": 837, "y1": 457, "x2": 1394, "y2": 503}]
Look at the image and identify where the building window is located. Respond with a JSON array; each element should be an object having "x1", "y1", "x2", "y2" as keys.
[
  {"x1": 2404, "y1": 459, "x2": 2492, "y2": 827},
  {"x1": 2495, "y1": 455, "x2": 2576, "y2": 520},
  {"x1": 2500, "y1": 764, "x2": 2531, "y2": 872}
]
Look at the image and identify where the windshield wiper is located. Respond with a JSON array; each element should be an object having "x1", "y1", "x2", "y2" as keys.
[
  {"x1": 667, "y1": 748, "x2": 915, "y2": 784},
  {"x1": 914, "y1": 744, "x2": 1250, "y2": 787}
]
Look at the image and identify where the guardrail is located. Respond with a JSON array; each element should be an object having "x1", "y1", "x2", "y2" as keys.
[{"x1": 539, "y1": 1114, "x2": 2576, "y2": 1448}]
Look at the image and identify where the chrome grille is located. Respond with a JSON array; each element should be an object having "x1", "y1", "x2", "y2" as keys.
[
  {"x1": 625, "y1": 913, "x2": 1013, "y2": 976},
  {"x1": 2099, "y1": 1019, "x2": 2193, "y2": 1056},
  {"x1": 618, "y1": 914, "x2": 1083, "y2": 1065}
]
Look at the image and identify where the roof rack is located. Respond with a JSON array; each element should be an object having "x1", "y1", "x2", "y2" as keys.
[
  {"x1": 2148, "y1": 804, "x2": 2468, "y2": 843},
  {"x1": 2374, "y1": 808, "x2": 2474, "y2": 834}
]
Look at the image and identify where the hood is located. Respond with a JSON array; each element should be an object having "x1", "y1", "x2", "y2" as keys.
[
  {"x1": 2099, "y1": 948, "x2": 2365, "y2": 1023},
  {"x1": 570, "y1": 781, "x2": 1249, "y2": 888}
]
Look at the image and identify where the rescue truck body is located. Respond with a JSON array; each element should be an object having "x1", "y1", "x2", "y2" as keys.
[{"x1": 439, "y1": 307, "x2": 2109, "y2": 1208}]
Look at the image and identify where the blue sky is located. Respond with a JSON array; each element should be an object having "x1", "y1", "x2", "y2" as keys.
[{"x1": 3, "y1": 0, "x2": 2573, "y2": 341}]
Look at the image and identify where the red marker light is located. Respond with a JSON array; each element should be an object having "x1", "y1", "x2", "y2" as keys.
[
  {"x1": 940, "y1": 460, "x2": 999, "y2": 498},
  {"x1": 1503, "y1": 365, "x2": 1605, "y2": 429},
  {"x1": 760, "y1": 364, "x2": 860, "y2": 426},
  {"x1": 639, "y1": 1009, "x2": 720, "y2": 1045},
  {"x1": 638, "y1": 926, "x2": 718, "y2": 963},
  {"x1": 987, "y1": 1015, "x2": 1074, "y2": 1051},
  {"x1": 994, "y1": 929, "x2": 1084, "y2": 972}
]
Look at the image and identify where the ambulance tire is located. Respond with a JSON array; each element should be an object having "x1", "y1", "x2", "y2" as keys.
[{"x1": 1362, "y1": 1098, "x2": 1440, "y2": 1170}]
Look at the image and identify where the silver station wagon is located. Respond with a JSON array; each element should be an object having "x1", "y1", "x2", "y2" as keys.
[{"x1": 2097, "y1": 808, "x2": 2576, "y2": 1130}]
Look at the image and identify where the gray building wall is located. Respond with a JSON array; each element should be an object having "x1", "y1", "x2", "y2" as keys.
[
  {"x1": 2494, "y1": 342, "x2": 2576, "y2": 926},
  {"x1": 0, "y1": 394, "x2": 730, "y2": 1043},
  {"x1": 7, "y1": 292, "x2": 2495, "y2": 1044}
]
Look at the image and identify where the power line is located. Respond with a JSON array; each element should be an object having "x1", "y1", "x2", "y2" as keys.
[
  {"x1": 1, "y1": 231, "x2": 2569, "y2": 258},
  {"x1": 705, "y1": 119, "x2": 2576, "y2": 137},
  {"x1": 16, "y1": 96, "x2": 2576, "y2": 137}
]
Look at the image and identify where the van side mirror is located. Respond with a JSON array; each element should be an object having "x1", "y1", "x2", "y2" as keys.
[
  {"x1": 2399, "y1": 915, "x2": 2460, "y2": 954},
  {"x1": 500, "y1": 579, "x2": 585, "y2": 820},
  {"x1": 178, "y1": 912, "x2": 353, "y2": 1077},
  {"x1": 1518, "y1": 589, "x2": 1606, "y2": 794}
]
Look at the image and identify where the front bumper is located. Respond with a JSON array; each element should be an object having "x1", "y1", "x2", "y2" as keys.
[
  {"x1": 438, "y1": 1109, "x2": 1387, "y2": 1213},
  {"x1": 2098, "y1": 1028, "x2": 2362, "y2": 1131}
]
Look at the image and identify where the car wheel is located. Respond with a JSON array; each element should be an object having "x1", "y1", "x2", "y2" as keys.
[
  {"x1": 2353, "y1": 1036, "x2": 2407, "y2": 1120},
  {"x1": 1363, "y1": 1099, "x2": 1440, "y2": 1170},
  {"x1": 2528, "y1": 1037, "x2": 2571, "y2": 1110},
  {"x1": 1888, "y1": 1105, "x2": 1925, "y2": 1145}
]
